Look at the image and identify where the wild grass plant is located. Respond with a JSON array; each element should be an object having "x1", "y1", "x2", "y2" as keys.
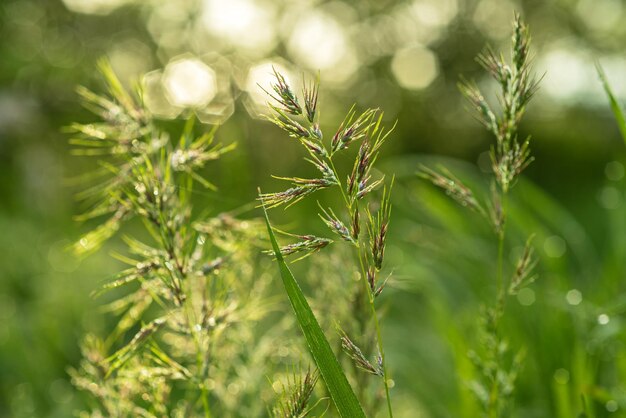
[
  {"x1": 259, "y1": 68, "x2": 395, "y2": 416},
  {"x1": 67, "y1": 61, "x2": 293, "y2": 417},
  {"x1": 68, "y1": 59, "x2": 395, "y2": 417},
  {"x1": 65, "y1": 10, "x2": 626, "y2": 418},
  {"x1": 419, "y1": 13, "x2": 539, "y2": 417}
]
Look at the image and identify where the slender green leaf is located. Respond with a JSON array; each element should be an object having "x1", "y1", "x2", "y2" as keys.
[
  {"x1": 261, "y1": 203, "x2": 367, "y2": 418},
  {"x1": 597, "y1": 63, "x2": 626, "y2": 145}
]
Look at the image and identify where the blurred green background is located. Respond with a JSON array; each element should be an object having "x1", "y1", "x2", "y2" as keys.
[{"x1": 2, "y1": 0, "x2": 626, "y2": 416}]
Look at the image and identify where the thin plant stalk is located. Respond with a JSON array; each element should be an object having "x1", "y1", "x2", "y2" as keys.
[
  {"x1": 419, "y1": 13, "x2": 539, "y2": 417},
  {"x1": 328, "y1": 158, "x2": 394, "y2": 418}
]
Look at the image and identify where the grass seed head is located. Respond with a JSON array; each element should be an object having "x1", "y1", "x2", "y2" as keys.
[
  {"x1": 264, "y1": 67, "x2": 302, "y2": 116},
  {"x1": 460, "y1": 13, "x2": 539, "y2": 193},
  {"x1": 508, "y1": 236, "x2": 538, "y2": 295},
  {"x1": 319, "y1": 205, "x2": 355, "y2": 244},
  {"x1": 338, "y1": 328, "x2": 384, "y2": 377},
  {"x1": 272, "y1": 367, "x2": 319, "y2": 418},
  {"x1": 418, "y1": 165, "x2": 487, "y2": 217},
  {"x1": 302, "y1": 75, "x2": 320, "y2": 123}
]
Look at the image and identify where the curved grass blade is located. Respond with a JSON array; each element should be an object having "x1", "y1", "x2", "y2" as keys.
[
  {"x1": 597, "y1": 63, "x2": 626, "y2": 144},
  {"x1": 261, "y1": 201, "x2": 367, "y2": 418}
]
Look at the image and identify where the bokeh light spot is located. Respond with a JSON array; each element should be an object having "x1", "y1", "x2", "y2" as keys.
[
  {"x1": 553, "y1": 368, "x2": 569, "y2": 384},
  {"x1": 163, "y1": 58, "x2": 217, "y2": 108},
  {"x1": 598, "y1": 314, "x2": 610, "y2": 325},
  {"x1": 202, "y1": 0, "x2": 276, "y2": 54},
  {"x1": 605, "y1": 161, "x2": 624, "y2": 181},
  {"x1": 287, "y1": 11, "x2": 357, "y2": 82},
  {"x1": 566, "y1": 289, "x2": 582, "y2": 306},
  {"x1": 245, "y1": 60, "x2": 292, "y2": 114},
  {"x1": 143, "y1": 70, "x2": 181, "y2": 119},
  {"x1": 517, "y1": 288, "x2": 535, "y2": 306},
  {"x1": 391, "y1": 46, "x2": 438, "y2": 90},
  {"x1": 606, "y1": 400, "x2": 619, "y2": 412},
  {"x1": 473, "y1": 0, "x2": 516, "y2": 40},
  {"x1": 544, "y1": 235, "x2": 566, "y2": 258},
  {"x1": 598, "y1": 186, "x2": 622, "y2": 209},
  {"x1": 62, "y1": 0, "x2": 132, "y2": 15}
]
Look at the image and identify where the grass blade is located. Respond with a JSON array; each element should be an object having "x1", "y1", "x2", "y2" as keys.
[
  {"x1": 597, "y1": 63, "x2": 626, "y2": 144},
  {"x1": 261, "y1": 202, "x2": 367, "y2": 418}
]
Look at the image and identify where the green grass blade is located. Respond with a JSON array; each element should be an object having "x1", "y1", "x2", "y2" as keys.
[
  {"x1": 261, "y1": 204, "x2": 367, "y2": 418},
  {"x1": 597, "y1": 63, "x2": 626, "y2": 144}
]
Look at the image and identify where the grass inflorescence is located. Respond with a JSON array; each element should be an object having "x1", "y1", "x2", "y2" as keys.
[
  {"x1": 69, "y1": 60, "x2": 283, "y2": 418},
  {"x1": 419, "y1": 13, "x2": 539, "y2": 418},
  {"x1": 259, "y1": 68, "x2": 396, "y2": 417}
]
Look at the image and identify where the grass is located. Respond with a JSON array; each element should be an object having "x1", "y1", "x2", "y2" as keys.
[
  {"x1": 68, "y1": 60, "x2": 281, "y2": 417},
  {"x1": 64, "y1": 12, "x2": 626, "y2": 418},
  {"x1": 262, "y1": 202, "x2": 366, "y2": 418},
  {"x1": 419, "y1": 13, "x2": 539, "y2": 417}
]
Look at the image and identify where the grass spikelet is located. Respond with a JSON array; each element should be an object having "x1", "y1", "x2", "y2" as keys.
[
  {"x1": 338, "y1": 328, "x2": 383, "y2": 377},
  {"x1": 302, "y1": 73, "x2": 320, "y2": 124},
  {"x1": 418, "y1": 165, "x2": 487, "y2": 217},
  {"x1": 319, "y1": 205, "x2": 355, "y2": 244},
  {"x1": 265, "y1": 233, "x2": 333, "y2": 260},
  {"x1": 331, "y1": 107, "x2": 378, "y2": 154},
  {"x1": 508, "y1": 236, "x2": 538, "y2": 295},
  {"x1": 271, "y1": 367, "x2": 320, "y2": 418}
]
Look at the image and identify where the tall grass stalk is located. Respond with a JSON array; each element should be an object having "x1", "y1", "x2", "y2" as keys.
[
  {"x1": 420, "y1": 13, "x2": 539, "y2": 417},
  {"x1": 259, "y1": 68, "x2": 395, "y2": 416}
]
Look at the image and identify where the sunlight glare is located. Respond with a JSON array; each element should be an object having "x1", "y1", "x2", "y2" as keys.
[
  {"x1": 202, "y1": 0, "x2": 276, "y2": 53},
  {"x1": 287, "y1": 11, "x2": 357, "y2": 82},
  {"x1": 62, "y1": 0, "x2": 131, "y2": 15},
  {"x1": 163, "y1": 58, "x2": 217, "y2": 108}
]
